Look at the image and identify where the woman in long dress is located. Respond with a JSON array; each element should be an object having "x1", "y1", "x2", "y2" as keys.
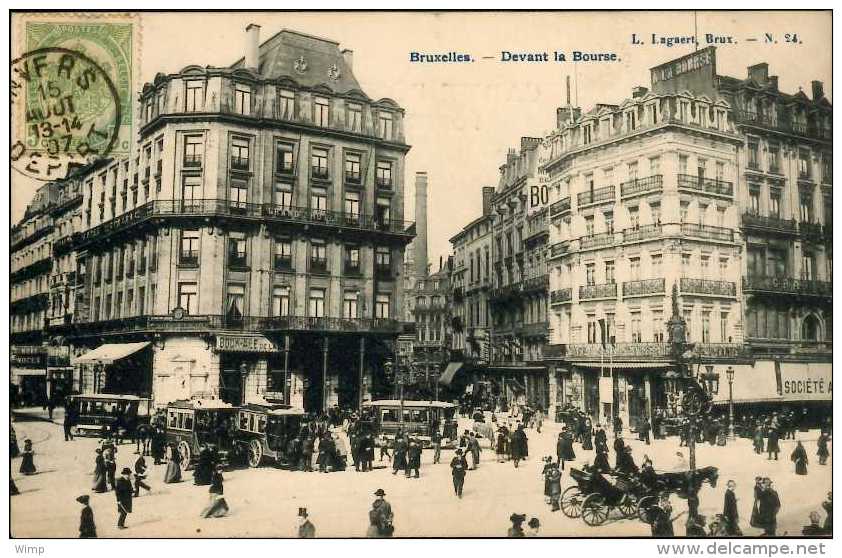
[
  {"x1": 200, "y1": 465, "x2": 229, "y2": 518},
  {"x1": 19, "y1": 439, "x2": 36, "y2": 475},
  {"x1": 92, "y1": 448, "x2": 108, "y2": 492},
  {"x1": 164, "y1": 443, "x2": 182, "y2": 483},
  {"x1": 791, "y1": 441, "x2": 808, "y2": 475},
  {"x1": 817, "y1": 432, "x2": 830, "y2": 465}
]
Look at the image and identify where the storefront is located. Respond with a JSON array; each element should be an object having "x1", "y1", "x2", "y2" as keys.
[
  {"x1": 215, "y1": 334, "x2": 280, "y2": 406},
  {"x1": 72, "y1": 342, "x2": 153, "y2": 398}
]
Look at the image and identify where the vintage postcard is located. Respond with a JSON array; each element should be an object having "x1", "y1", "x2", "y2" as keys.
[{"x1": 7, "y1": 9, "x2": 833, "y2": 544}]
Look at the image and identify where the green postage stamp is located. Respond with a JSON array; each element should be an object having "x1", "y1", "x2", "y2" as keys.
[{"x1": 12, "y1": 13, "x2": 139, "y2": 180}]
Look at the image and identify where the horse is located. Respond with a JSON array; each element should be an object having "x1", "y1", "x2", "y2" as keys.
[
  {"x1": 472, "y1": 421, "x2": 496, "y2": 449},
  {"x1": 135, "y1": 423, "x2": 156, "y2": 456}
]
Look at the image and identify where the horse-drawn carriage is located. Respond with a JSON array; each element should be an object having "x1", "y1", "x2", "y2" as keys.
[
  {"x1": 234, "y1": 402, "x2": 306, "y2": 468},
  {"x1": 561, "y1": 465, "x2": 719, "y2": 527},
  {"x1": 165, "y1": 399, "x2": 240, "y2": 468},
  {"x1": 67, "y1": 393, "x2": 153, "y2": 437}
]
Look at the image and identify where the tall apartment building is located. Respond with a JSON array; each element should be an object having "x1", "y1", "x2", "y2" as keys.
[
  {"x1": 410, "y1": 264, "x2": 451, "y2": 393},
  {"x1": 485, "y1": 138, "x2": 551, "y2": 409},
  {"x1": 11, "y1": 182, "x2": 60, "y2": 405},
  {"x1": 543, "y1": 47, "x2": 831, "y2": 427},
  {"x1": 43, "y1": 26, "x2": 414, "y2": 411}
]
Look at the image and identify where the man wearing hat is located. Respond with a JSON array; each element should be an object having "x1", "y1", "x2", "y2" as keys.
[
  {"x1": 371, "y1": 488, "x2": 394, "y2": 537},
  {"x1": 114, "y1": 467, "x2": 133, "y2": 529},
  {"x1": 77, "y1": 495, "x2": 96, "y2": 538},
  {"x1": 507, "y1": 513, "x2": 526, "y2": 537},
  {"x1": 450, "y1": 448, "x2": 469, "y2": 498},
  {"x1": 297, "y1": 507, "x2": 316, "y2": 538}
]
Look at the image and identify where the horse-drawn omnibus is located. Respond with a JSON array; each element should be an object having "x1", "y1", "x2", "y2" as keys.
[
  {"x1": 234, "y1": 402, "x2": 306, "y2": 468},
  {"x1": 68, "y1": 393, "x2": 153, "y2": 437},
  {"x1": 164, "y1": 399, "x2": 240, "y2": 467},
  {"x1": 361, "y1": 399, "x2": 457, "y2": 448}
]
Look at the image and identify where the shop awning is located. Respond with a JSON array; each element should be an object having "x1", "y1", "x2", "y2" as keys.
[
  {"x1": 438, "y1": 362, "x2": 465, "y2": 386},
  {"x1": 711, "y1": 361, "x2": 782, "y2": 405},
  {"x1": 72, "y1": 342, "x2": 151, "y2": 365}
]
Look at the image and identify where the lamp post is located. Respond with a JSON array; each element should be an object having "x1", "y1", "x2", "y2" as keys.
[{"x1": 726, "y1": 366, "x2": 735, "y2": 440}]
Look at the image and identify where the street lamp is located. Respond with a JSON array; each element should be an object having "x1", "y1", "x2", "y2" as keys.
[{"x1": 726, "y1": 366, "x2": 735, "y2": 440}]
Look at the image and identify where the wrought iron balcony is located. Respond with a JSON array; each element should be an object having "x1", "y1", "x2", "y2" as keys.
[
  {"x1": 549, "y1": 196, "x2": 571, "y2": 217},
  {"x1": 680, "y1": 277, "x2": 736, "y2": 297},
  {"x1": 677, "y1": 174, "x2": 734, "y2": 197},
  {"x1": 743, "y1": 275, "x2": 832, "y2": 298},
  {"x1": 623, "y1": 224, "x2": 662, "y2": 243},
  {"x1": 522, "y1": 274, "x2": 549, "y2": 293},
  {"x1": 565, "y1": 342, "x2": 671, "y2": 359},
  {"x1": 580, "y1": 231, "x2": 616, "y2": 250},
  {"x1": 681, "y1": 223, "x2": 734, "y2": 242},
  {"x1": 622, "y1": 278, "x2": 665, "y2": 297},
  {"x1": 577, "y1": 185, "x2": 615, "y2": 207},
  {"x1": 550, "y1": 288, "x2": 572, "y2": 304},
  {"x1": 741, "y1": 212, "x2": 797, "y2": 235},
  {"x1": 549, "y1": 241, "x2": 569, "y2": 258},
  {"x1": 74, "y1": 199, "x2": 415, "y2": 249},
  {"x1": 732, "y1": 110, "x2": 832, "y2": 141},
  {"x1": 183, "y1": 154, "x2": 203, "y2": 168},
  {"x1": 620, "y1": 175, "x2": 663, "y2": 197},
  {"x1": 799, "y1": 221, "x2": 824, "y2": 242},
  {"x1": 693, "y1": 343, "x2": 750, "y2": 359},
  {"x1": 579, "y1": 282, "x2": 617, "y2": 300}
]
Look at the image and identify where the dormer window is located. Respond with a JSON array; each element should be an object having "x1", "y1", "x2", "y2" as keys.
[
  {"x1": 582, "y1": 123, "x2": 593, "y2": 145},
  {"x1": 278, "y1": 88, "x2": 295, "y2": 120},
  {"x1": 378, "y1": 111, "x2": 393, "y2": 140},
  {"x1": 314, "y1": 96, "x2": 330, "y2": 127},
  {"x1": 185, "y1": 80, "x2": 205, "y2": 112},
  {"x1": 347, "y1": 102, "x2": 362, "y2": 132},
  {"x1": 234, "y1": 84, "x2": 251, "y2": 116},
  {"x1": 625, "y1": 110, "x2": 637, "y2": 131}
]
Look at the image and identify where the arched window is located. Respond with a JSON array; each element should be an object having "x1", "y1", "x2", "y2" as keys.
[{"x1": 801, "y1": 315, "x2": 821, "y2": 342}]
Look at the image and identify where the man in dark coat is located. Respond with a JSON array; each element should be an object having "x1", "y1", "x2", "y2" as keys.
[
  {"x1": 510, "y1": 425, "x2": 528, "y2": 468},
  {"x1": 431, "y1": 429, "x2": 443, "y2": 464},
  {"x1": 613, "y1": 415, "x2": 623, "y2": 437},
  {"x1": 556, "y1": 430, "x2": 576, "y2": 470},
  {"x1": 613, "y1": 437, "x2": 625, "y2": 470},
  {"x1": 301, "y1": 436, "x2": 314, "y2": 471},
  {"x1": 64, "y1": 405, "x2": 75, "y2": 441},
  {"x1": 766, "y1": 428, "x2": 780, "y2": 461},
  {"x1": 392, "y1": 436, "x2": 408, "y2": 475},
  {"x1": 194, "y1": 444, "x2": 214, "y2": 485},
  {"x1": 405, "y1": 439, "x2": 422, "y2": 478},
  {"x1": 77, "y1": 495, "x2": 96, "y2": 538},
  {"x1": 133, "y1": 455, "x2": 152, "y2": 496},
  {"x1": 639, "y1": 419, "x2": 651, "y2": 445},
  {"x1": 594, "y1": 424, "x2": 608, "y2": 452},
  {"x1": 297, "y1": 508, "x2": 316, "y2": 538},
  {"x1": 757, "y1": 478, "x2": 780, "y2": 536},
  {"x1": 115, "y1": 468, "x2": 133, "y2": 529},
  {"x1": 723, "y1": 480, "x2": 741, "y2": 535},
  {"x1": 617, "y1": 445, "x2": 639, "y2": 475}
]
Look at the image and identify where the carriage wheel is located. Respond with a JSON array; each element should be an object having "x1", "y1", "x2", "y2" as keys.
[
  {"x1": 618, "y1": 494, "x2": 638, "y2": 518},
  {"x1": 178, "y1": 441, "x2": 192, "y2": 470},
  {"x1": 637, "y1": 495, "x2": 658, "y2": 524},
  {"x1": 581, "y1": 494, "x2": 609, "y2": 526},
  {"x1": 561, "y1": 486, "x2": 584, "y2": 518},
  {"x1": 247, "y1": 439, "x2": 264, "y2": 468}
]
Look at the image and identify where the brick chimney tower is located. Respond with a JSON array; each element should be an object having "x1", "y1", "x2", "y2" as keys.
[{"x1": 414, "y1": 172, "x2": 429, "y2": 279}]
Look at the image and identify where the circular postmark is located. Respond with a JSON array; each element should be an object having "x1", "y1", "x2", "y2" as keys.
[{"x1": 10, "y1": 47, "x2": 122, "y2": 181}]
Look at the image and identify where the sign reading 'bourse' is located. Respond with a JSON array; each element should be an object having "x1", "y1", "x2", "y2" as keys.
[{"x1": 215, "y1": 335, "x2": 279, "y2": 353}]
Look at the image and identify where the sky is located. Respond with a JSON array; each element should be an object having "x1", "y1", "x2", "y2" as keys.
[{"x1": 10, "y1": 11, "x2": 832, "y2": 266}]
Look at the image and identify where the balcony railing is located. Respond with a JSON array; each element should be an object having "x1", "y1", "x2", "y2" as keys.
[
  {"x1": 565, "y1": 342, "x2": 671, "y2": 359},
  {"x1": 622, "y1": 278, "x2": 665, "y2": 297},
  {"x1": 681, "y1": 223, "x2": 734, "y2": 242},
  {"x1": 580, "y1": 231, "x2": 615, "y2": 250},
  {"x1": 310, "y1": 257, "x2": 328, "y2": 274},
  {"x1": 179, "y1": 252, "x2": 199, "y2": 267},
  {"x1": 63, "y1": 314, "x2": 402, "y2": 336},
  {"x1": 579, "y1": 282, "x2": 617, "y2": 300},
  {"x1": 620, "y1": 174, "x2": 663, "y2": 197},
  {"x1": 311, "y1": 167, "x2": 329, "y2": 180},
  {"x1": 522, "y1": 274, "x2": 549, "y2": 293},
  {"x1": 680, "y1": 277, "x2": 736, "y2": 297},
  {"x1": 623, "y1": 224, "x2": 662, "y2": 243},
  {"x1": 577, "y1": 185, "x2": 615, "y2": 207},
  {"x1": 741, "y1": 212, "x2": 797, "y2": 234},
  {"x1": 799, "y1": 221, "x2": 824, "y2": 242},
  {"x1": 743, "y1": 275, "x2": 832, "y2": 298},
  {"x1": 549, "y1": 196, "x2": 571, "y2": 217},
  {"x1": 732, "y1": 110, "x2": 832, "y2": 141},
  {"x1": 549, "y1": 241, "x2": 569, "y2": 258},
  {"x1": 550, "y1": 288, "x2": 572, "y2": 304},
  {"x1": 74, "y1": 199, "x2": 415, "y2": 249},
  {"x1": 677, "y1": 174, "x2": 734, "y2": 197},
  {"x1": 183, "y1": 155, "x2": 203, "y2": 168}
]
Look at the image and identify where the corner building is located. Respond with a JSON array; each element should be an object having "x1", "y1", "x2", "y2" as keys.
[{"x1": 62, "y1": 27, "x2": 414, "y2": 411}]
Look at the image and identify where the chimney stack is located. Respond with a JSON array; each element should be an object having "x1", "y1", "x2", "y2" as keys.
[
  {"x1": 811, "y1": 80, "x2": 824, "y2": 100},
  {"x1": 414, "y1": 172, "x2": 429, "y2": 280},
  {"x1": 747, "y1": 63, "x2": 769, "y2": 84},
  {"x1": 245, "y1": 24, "x2": 261, "y2": 71},
  {"x1": 341, "y1": 49, "x2": 354, "y2": 71},
  {"x1": 632, "y1": 86, "x2": 649, "y2": 98}
]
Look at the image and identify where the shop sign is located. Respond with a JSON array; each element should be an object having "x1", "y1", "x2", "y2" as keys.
[
  {"x1": 215, "y1": 335, "x2": 279, "y2": 353},
  {"x1": 780, "y1": 364, "x2": 832, "y2": 401}
]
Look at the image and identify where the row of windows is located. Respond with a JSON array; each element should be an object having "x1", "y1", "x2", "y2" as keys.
[
  {"x1": 177, "y1": 231, "x2": 393, "y2": 274},
  {"x1": 175, "y1": 282, "x2": 392, "y2": 320},
  {"x1": 147, "y1": 80, "x2": 397, "y2": 141},
  {"x1": 747, "y1": 185, "x2": 832, "y2": 224},
  {"x1": 746, "y1": 247, "x2": 831, "y2": 281},
  {"x1": 575, "y1": 308, "x2": 731, "y2": 344}
]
